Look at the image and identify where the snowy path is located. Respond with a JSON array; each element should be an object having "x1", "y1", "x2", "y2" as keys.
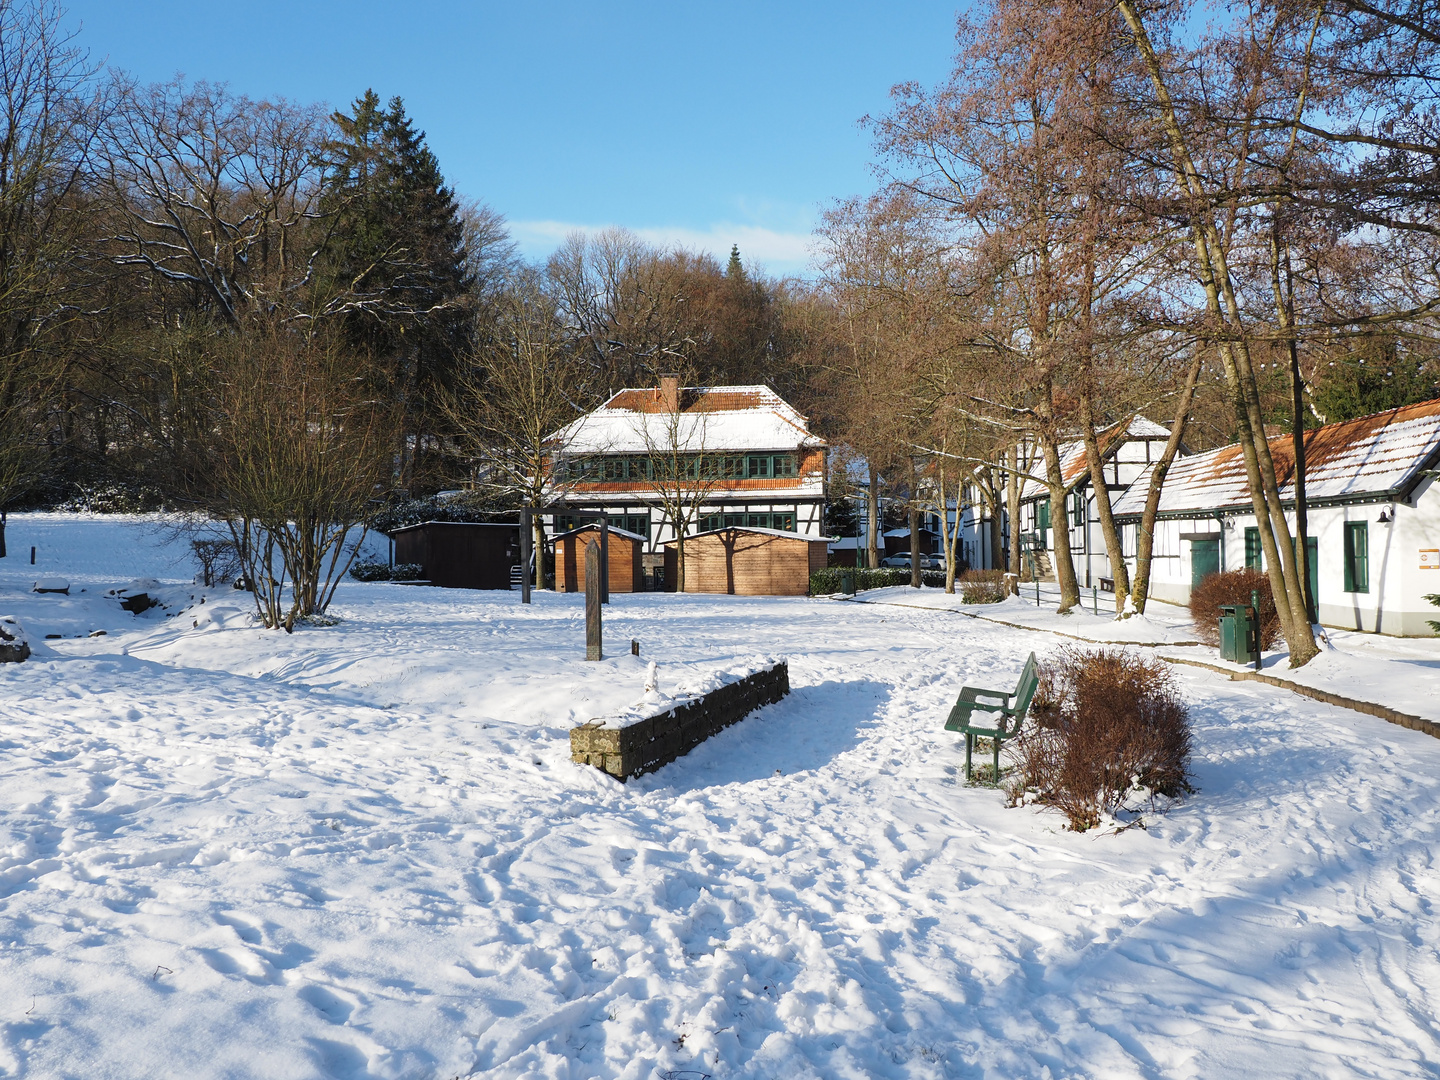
[{"x1": 1, "y1": 523, "x2": 1439, "y2": 1078}]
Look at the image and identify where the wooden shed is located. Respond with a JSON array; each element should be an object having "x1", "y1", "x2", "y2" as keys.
[
  {"x1": 389, "y1": 521, "x2": 521, "y2": 590},
  {"x1": 662, "y1": 526, "x2": 828, "y2": 596},
  {"x1": 554, "y1": 525, "x2": 645, "y2": 593}
]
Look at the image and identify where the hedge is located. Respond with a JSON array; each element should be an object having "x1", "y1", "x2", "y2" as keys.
[{"x1": 809, "y1": 566, "x2": 949, "y2": 594}]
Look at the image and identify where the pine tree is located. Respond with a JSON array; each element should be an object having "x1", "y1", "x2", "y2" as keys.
[
  {"x1": 725, "y1": 244, "x2": 745, "y2": 282},
  {"x1": 320, "y1": 91, "x2": 471, "y2": 489}
]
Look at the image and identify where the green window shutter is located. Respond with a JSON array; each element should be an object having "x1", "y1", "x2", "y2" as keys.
[
  {"x1": 1344, "y1": 522, "x2": 1368, "y2": 593},
  {"x1": 1245, "y1": 527, "x2": 1261, "y2": 570}
]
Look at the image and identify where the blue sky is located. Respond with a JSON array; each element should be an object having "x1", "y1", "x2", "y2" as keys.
[{"x1": 62, "y1": 1, "x2": 961, "y2": 276}]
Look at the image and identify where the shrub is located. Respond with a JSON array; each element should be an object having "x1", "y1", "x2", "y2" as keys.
[
  {"x1": 192, "y1": 539, "x2": 241, "y2": 587},
  {"x1": 809, "y1": 566, "x2": 949, "y2": 594},
  {"x1": 1188, "y1": 567, "x2": 1281, "y2": 648},
  {"x1": 1009, "y1": 646, "x2": 1193, "y2": 831},
  {"x1": 350, "y1": 561, "x2": 424, "y2": 582},
  {"x1": 959, "y1": 568, "x2": 1008, "y2": 604}
]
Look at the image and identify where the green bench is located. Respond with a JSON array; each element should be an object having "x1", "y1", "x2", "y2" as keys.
[{"x1": 944, "y1": 652, "x2": 1039, "y2": 782}]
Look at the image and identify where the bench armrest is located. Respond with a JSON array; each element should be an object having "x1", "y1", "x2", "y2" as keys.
[{"x1": 958, "y1": 686, "x2": 1015, "y2": 705}]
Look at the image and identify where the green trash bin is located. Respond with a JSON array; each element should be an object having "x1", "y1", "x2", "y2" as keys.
[
  {"x1": 1218, "y1": 601, "x2": 1261, "y2": 667},
  {"x1": 839, "y1": 569, "x2": 855, "y2": 596}
]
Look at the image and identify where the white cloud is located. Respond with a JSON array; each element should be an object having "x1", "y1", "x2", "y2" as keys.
[{"x1": 508, "y1": 219, "x2": 819, "y2": 276}]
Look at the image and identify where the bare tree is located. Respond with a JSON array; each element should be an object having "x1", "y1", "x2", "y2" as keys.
[
  {"x1": 447, "y1": 271, "x2": 590, "y2": 586},
  {"x1": 629, "y1": 382, "x2": 725, "y2": 592},
  {"x1": 189, "y1": 320, "x2": 396, "y2": 630},
  {"x1": 0, "y1": 0, "x2": 101, "y2": 519},
  {"x1": 95, "y1": 78, "x2": 329, "y2": 325}
]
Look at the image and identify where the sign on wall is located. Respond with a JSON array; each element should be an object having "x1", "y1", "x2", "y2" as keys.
[{"x1": 1421, "y1": 549, "x2": 1440, "y2": 571}]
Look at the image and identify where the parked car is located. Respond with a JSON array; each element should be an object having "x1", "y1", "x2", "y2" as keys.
[{"x1": 880, "y1": 551, "x2": 944, "y2": 571}]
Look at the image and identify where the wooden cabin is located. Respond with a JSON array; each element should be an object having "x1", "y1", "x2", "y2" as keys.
[
  {"x1": 389, "y1": 521, "x2": 521, "y2": 590},
  {"x1": 554, "y1": 525, "x2": 645, "y2": 593},
  {"x1": 662, "y1": 526, "x2": 829, "y2": 596}
]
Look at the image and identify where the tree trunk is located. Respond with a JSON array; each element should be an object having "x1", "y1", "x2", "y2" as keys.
[
  {"x1": 909, "y1": 500, "x2": 921, "y2": 589},
  {"x1": 1007, "y1": 444, "x2": 1022, "y2": 593},
  {"x1": 1078, "y1": 394, "x2": 1131, "y2": 616},
  {"x1": 866, "y1": 460, "x2": 880, "y2": 570},
  {"x1": 1038, "y1": 434, "x2": 1080, "y2": 612},
  {"x1": 1117, "y1": 0, "x2": 1318, "y2": 665},
  {"x1": 1131, "y1": 348, "x2": 1203, "y2": 613}
]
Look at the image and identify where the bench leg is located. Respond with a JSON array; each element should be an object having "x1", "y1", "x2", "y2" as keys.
[
  {"x1": 964, "y1": 733, "x2": 973, "y2": 782},
  {"x1": 993, "y1": 737, "x2": 1001, "y2": 784}
]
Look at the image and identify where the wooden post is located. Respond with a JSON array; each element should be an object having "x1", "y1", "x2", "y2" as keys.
[
  {"x1": 585, "y1": 540, "x2": 603, "y2": 661},
  {"x1": 600, "y1": 518, "x2": 610, "y2": 604},
  {"x1": 520, "y1": 507, "x2": 532, "y2": 604}
]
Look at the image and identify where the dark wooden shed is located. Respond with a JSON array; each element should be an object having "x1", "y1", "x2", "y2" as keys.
[
  {"x1": 554, "y1": 525, "x2": 644, "y2": 593},
  {"x1": 662, "y1": 527, "x2": 829, "y2": 596},
  {"x1": 389, "y1": 521, "x2": 521, "y2": 590}
]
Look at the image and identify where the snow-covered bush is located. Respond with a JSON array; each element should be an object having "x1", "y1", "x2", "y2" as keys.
[
  {"x1": 1188, "y1": 568, "x2": 1281, "y2": 648},
  {"x1": 1009, "y1": 647, "x2": 1192, "y2": 831},
  {"x1": 959, "y1": 569, "x2": 1007, "y2": 604}
]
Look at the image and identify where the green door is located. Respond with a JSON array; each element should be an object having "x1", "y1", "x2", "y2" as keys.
[
  {"x1": 1037, "y1": 499, "x2": 1050, "y2": 548},
  {"x1": 1191, "y1": 537, "x2": 1220, "y2": 586}
]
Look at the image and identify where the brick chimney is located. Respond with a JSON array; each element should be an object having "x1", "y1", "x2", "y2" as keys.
[{"x1": 659, "y1": 374, "x2": 680, "y2": 413}]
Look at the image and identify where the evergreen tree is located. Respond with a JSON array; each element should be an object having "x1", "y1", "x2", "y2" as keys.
[
  {"x1": 1310, "y1": 336, "x2": 1439, "y2": 424},
  {"x1": 320, "y1": 91, "x2": 471, "y2": 489},
  {"x1": 725, "y1": 244, "x2": 745, "y2": 282}
]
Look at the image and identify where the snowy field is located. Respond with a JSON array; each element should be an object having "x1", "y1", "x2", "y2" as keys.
[{"x1": 2, "y1": 515, "x2": 1440, "y2": 1079}]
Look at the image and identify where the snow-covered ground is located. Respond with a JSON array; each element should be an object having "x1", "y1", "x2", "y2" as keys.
[
  {"x1": 859, "y1": 582, "x2": 1440, "y2": 721},
  {"x1": 3, "y1": 516, "x2": 1440, "y2": 1079}
]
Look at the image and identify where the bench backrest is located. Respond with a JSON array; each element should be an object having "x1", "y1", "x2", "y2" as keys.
[{"x1": 1013, "y1": 652, "x2": 1040, "y2": 718}]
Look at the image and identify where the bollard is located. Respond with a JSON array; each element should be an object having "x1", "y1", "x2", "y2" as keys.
[
  {"x1": 584, "y1": 540, "x2": 603, "y2": 661},
  {"x1": 631, "y1": 639, "x2": 640, "y2": 656},
  {"x1": 1251, "y1": 589, "x2": 1262, "y2": 671},
  {"x1": 1035, "y1": 578, "x2": 1041, "y2": 607},
  {"x1": 1092, "y1": 585, "x2": 1099, "y2": 616},
  {"x1": 31, "y1": 546, "x2": 36, "y2": 565}
]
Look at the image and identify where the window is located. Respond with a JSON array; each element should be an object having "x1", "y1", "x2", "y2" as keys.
[
  {"x1": 607, "y1": 513, "x2": 650, "y2": 540},
  {"x1": 742, "y1": 454, "x2": 795, "y2": 480},
  {"x1": 700, "y1": 511, "x2": 797, "y2": 532},
  {"x1": 1070, "y1": 491, "x2": 1085, "y2": 528},
  {"x1": 1344, "y1": 521, "x2": 1369, "y2": 593},
  {"x1": 1245, "y1": 527, "x2": 1261, "y2": 570}
]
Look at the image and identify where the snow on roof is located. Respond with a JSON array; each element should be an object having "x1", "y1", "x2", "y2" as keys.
[
  {"x1": 550, "y1": 384, "x2": 825, "y2": 455},
  {"x1": 1018, "y1": 417, "x2": 1170, "y2": 501},
  {"x1": 1112, "y1": 398, "x2": 1440, "y2": 517},
  {"x1": 551, "y1": 524, "x2": 648, "y2": 543},
  {"x1": 386, "y1": 520, "x2": 517, "y2": 534},
  {"x1": 662, "y1": 525, "x2": 827, "y2": 544}
]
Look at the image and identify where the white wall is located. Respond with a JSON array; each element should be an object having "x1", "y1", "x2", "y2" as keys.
[{"x1": 1121, "y1": 486, "x2": 1440, "y2": 635}]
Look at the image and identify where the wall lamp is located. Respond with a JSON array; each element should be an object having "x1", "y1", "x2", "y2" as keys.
[{"x1": 1378, "y1": 508, "x2": 1393, "y2": 523}]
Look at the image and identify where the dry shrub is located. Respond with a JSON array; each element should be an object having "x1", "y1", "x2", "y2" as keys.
[
  {"x1": 1010, "y1": 647, "x2": 1193, "y2": 831},
  {"x1": 1188, "y1": 568, "x2": 1281, "y2": 648},
  {"x1": 959, "y1": 568, "x2": 1007, "y2": 604}
]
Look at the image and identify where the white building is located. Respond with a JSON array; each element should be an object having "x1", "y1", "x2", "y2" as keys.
[
  {"x1": 1111, "y1": 399, "x2": 1440, "y2": 636},
  {"x1": 1015, "y1": 418, "x2": 1178, "y2": 588},
  {"x1": 545, "y1": 377, "x2": 827, "y2": 552}
]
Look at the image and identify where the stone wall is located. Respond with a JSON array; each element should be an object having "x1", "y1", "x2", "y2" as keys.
[{"x1": 570, "y1": 661, "x2": 790, "y2": 781}]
